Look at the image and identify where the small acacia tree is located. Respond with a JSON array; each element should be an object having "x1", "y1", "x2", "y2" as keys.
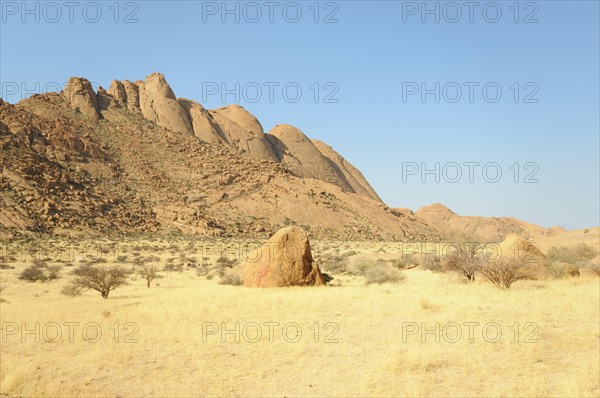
[
  {"x1": 138, "y1": 264, "x2": 162, "y2": 287},
  {"x1": 443, "y1": 243, "x2": 483, "y2": 281},
  {"x1": 72, "y1": 264, "x2": 131, "y2": 298},
  {"x1": 480, "y1": 259, "x2": 530, "y2": 289}
]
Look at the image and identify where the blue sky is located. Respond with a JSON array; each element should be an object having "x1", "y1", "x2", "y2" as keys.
[{"x1": 1, "y1": 0, "x2": 598, "y2": 229}]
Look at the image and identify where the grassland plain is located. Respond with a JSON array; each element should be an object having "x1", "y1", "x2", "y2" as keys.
[{"x1": 0, "y1": 238, "x2": 599, "y2": 397}]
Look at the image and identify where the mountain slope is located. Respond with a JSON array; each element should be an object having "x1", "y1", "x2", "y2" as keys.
[{"x1": 0, "y1": 75, "x2": 438, "y2": 240}]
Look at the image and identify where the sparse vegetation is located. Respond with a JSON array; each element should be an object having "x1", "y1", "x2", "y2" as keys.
[
  {"x1": 479, "y1": 259, "x2": 530, "y2": 289},
  {"x1": 61, "y1": 283, "x2": 83, "y2": 296},
  {"x1": 543, "y1": 244, "x2": 597, "y2": 278},
  {"x1": 137, "y1": 264, "x2": 163, "y2": 287},
  {"x1": 443, "y1": 243, "x2": 483, "y2": 281},
  {"x1": 321, "y1": 255, "x2": 349, "y2": 274},
  {"x1": 364, "y1": 263, "x2": 405, "y2": 285},
  {"x1": 219, "y1": 272, "x2": 243, "y2": 286},
  {"x1": 18, "y1": 260, "x2": 61, "y2": 282},
  {"x1": 72, "y1": 264, "x2": 131, "y2": 298}
]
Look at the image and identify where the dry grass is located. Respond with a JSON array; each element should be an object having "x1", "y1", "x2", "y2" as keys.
[{"x1": 0, "y1": 238, "x2": 599, "y2": 397}]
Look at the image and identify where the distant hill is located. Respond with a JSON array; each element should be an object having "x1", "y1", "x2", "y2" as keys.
[{"x1": 415, "y1": 203, "x2": 566, "y2": 242}]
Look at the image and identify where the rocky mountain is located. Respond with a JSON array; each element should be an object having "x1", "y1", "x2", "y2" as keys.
[
  {"x1": 416, "y1": 203, "x2": 565, "y2": 242},
  {"x1": 0, "y1": 73, "x2": 437, "y2": 240}
]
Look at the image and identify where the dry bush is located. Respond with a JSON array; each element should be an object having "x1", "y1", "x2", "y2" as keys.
[
  {"x1": 219, "y1": 272, "x2": 243, "y2": 286},
  {"x1": 18, "y1": 260, "x2": 61, "y2": 282},
  {"x1": 544, "y1": 244, "x2": 597, "y2": 278},
  {"x1": 137, "y1": 264, "x2": 163, "y2": 288},
  {"x1": 215, "y1": 256, "x2": 237, "y2": 268},
  {"x1": 61, "y1": 283, "x2": 83, "y2": 296},
  {"x1": 443, "y1": 243, "x2": 484, "y2": 281},
  {"x1": 479, "y1": 259, "x2": 530, "y2": 289},
  {"x1": 421, "y1": 256, "x2": 443, "y2": 272},
  {"x1": 364, "y1": 263, "x2": 405, "y2": 285},
  {"x1": 72, "y1": 264, "x2": 131, "y2": 298},
  {"x1": 546, "y1": 244, "x2": 597, "y2": 267},
  {"x1": 350, "y1": 261, "x2": 405, "y2": 284},
  {"x1": 321, "y1": 255, "x2": 349, "y2": 274}
]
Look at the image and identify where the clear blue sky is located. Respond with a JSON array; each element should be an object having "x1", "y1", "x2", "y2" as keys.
[{"x1": 1, "y1": 1, "x2": 598, "y2": 229}]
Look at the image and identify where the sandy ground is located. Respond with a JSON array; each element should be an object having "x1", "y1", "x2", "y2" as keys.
[{"x1": 0, "y1": 238, "x2": 599, "y2": 397}]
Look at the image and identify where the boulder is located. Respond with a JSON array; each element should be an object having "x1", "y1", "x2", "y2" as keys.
[
  {"x1": 62, "y1": 77, "x2": 100, "y2": 121},
  {"x1": 243, "y1": 226, "x2": 326, "y2": 287}
]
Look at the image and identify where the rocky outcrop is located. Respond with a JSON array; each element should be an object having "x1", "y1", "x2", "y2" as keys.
[
  {"x1": 138, "y1": 73, "x2": 193, "y2": 135},
  {"x1": 62, "y1": 77, "x2": 100, "y2": 121},
  {"x1": 243, "y1": 226, "x2": 326, "y2": 287},
  {"x1": 312, "y1": 139, "x2": 381, "y2": 201},
  {"x1": 267, "y1": 124, "x2": 353, "y2": 192},
  {"x1": 107, "y1": 80, "x2": 127, "y2": 107},
  {"x1": 210, "y1": 109, "x2": 278, "y2": 161},
  {"x1": 179, "y1": 99, "x2": 228, "y2": 144},
  {"x1": 213, "y1": 104, "x2": 265, "y2": 135}
]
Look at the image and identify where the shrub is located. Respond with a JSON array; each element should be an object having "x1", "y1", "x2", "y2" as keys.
[
  {"x1": 545, "y1": 244, "x2": 597, "y2": 268},
  {"x1": 322, "y1": 272, "x2": 334, "y2": 283},
  {"x1": 364, "y1": 263, "x2": 405, "y2": 285},
  {"x1": 216, "y1": 256, "x2": 237, "y2": 268},
  {"x1": 61, "y1": 283, "x2": 83, "y2": 296},
  {"x1": 219, "y1": 272, "x2": 243, "y2": 286},
  {"x1": 542, "y1": 244, "x2": 597, "y2": 278},
  {"x1": 321, "y1": 255, "x2": 349, "y2": 274},
  {"x1": 19, "y1": 261, "x2": 61, "y2": 282},
  {"x1": 443, "y1": 246, "x2": 483, "y2": 282},
  {"x1": 421, "y1": 256, "x2": 443, "y2": 272},
  {"x1": 72, "y1": 264, "x2": 131, "y2": 298},
  {"x1": 137, "y1": 264, "x2": 163, "y2": 287},
  {"x1": 163, "y1": 262, "x2": 183, "y2": 272},
  {"x1": 348, "y1": 261, "x2": 371, "y2": 276},
  {"x1": 480, "y1": 259, "x2": 530, "y2": 289}
]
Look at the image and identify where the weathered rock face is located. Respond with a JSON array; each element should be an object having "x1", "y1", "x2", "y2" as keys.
[
  {"x1": 267, "y1": 124, "x2": 353, "y2": 191},
  {"x1": 213, "y1": 104, "x2": 265, "y2": 135},
  {"x1": 243, "y1": 226, "x2": 326, "y2": 287},
  {"x1": 107, "y1": 80, "x2": 127, "y2": 107},
  {"x1": 123, "y1": 80, "x2": 140, "y2": 112},
  {"x1": 179, "y1": 99, "x2": 228, "y2": 144},
  {"x1": 138, "y1": 73, "x2": 193, "y2": 135},
  {"x1": 312, "y1": 139, "x2": 381, "y2": 202},
  {"x1": 211, "y1": 104, "x2": 279, "y2": 161},
  {"x1": 62, "y1": 77, "x2": 100, "y2": 121}
]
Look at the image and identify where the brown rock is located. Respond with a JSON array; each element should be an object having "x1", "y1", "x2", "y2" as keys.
[
  {"x1": 179, "y1": 99, "x2": 228, "y2": 144},
  {"x1": 243, "y1": 226, "x2": 326, "y2": 287},
  {"x1": 210, "y1": 109, "x2": 278, "y2": 162},
  {"x1": 138, "y1": 73, "x2": 193, "y2": 135},
  {"x1": 108, "y1": 80, "x2": 127, "y2": 106},
  {"x1": 123, "y1": 80, "x2": 140, "y2": 111},
  {"x1": 62, "y1": 77, "x2": 100, "y2": 121}
]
